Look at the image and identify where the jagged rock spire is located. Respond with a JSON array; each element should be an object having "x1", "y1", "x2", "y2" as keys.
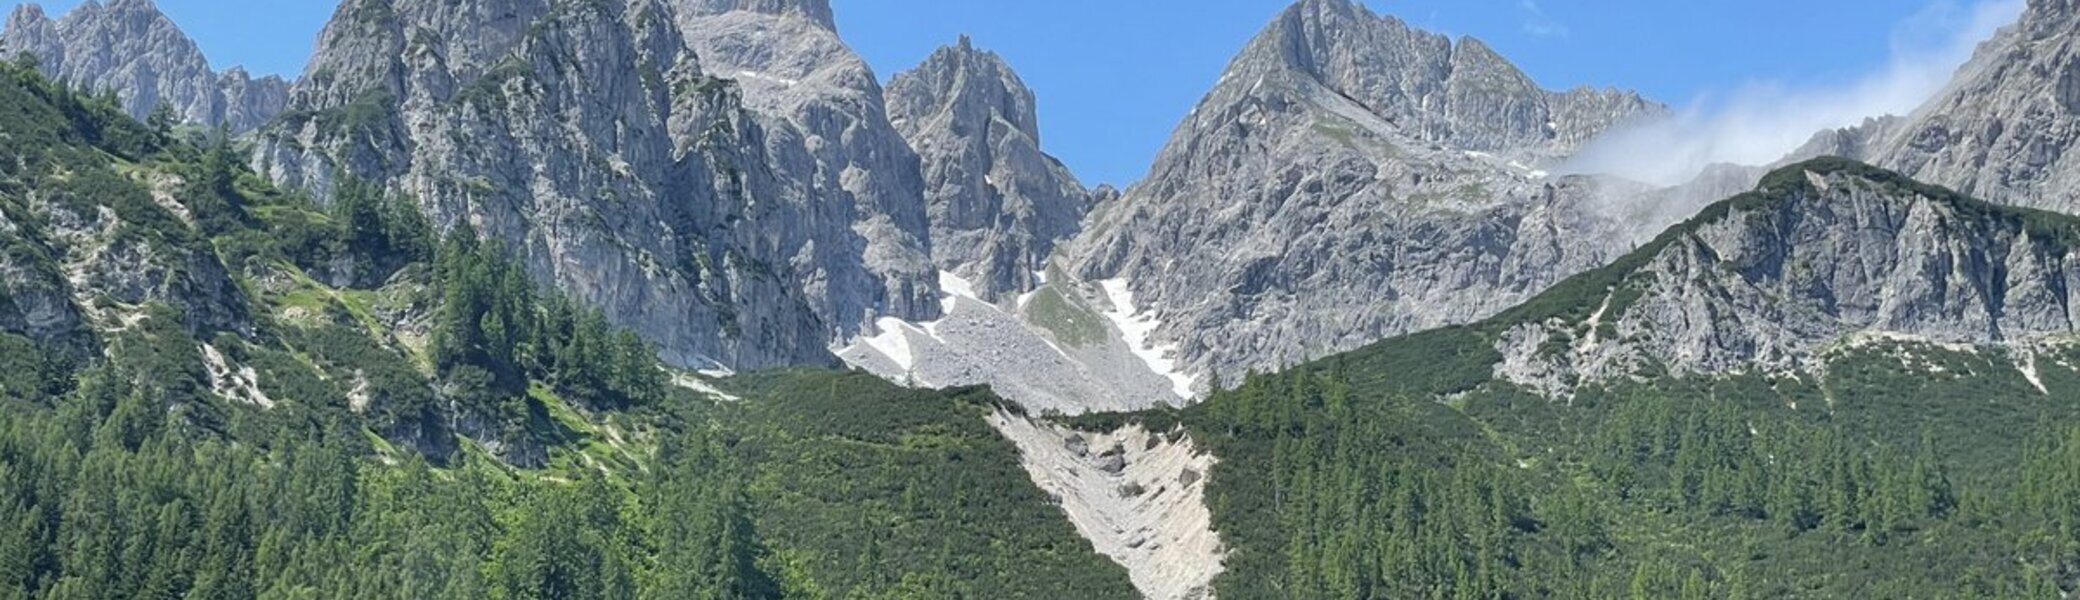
[
  {"x1": 0, "y1": 0, "x2": 288, "y2": 131},
  {"x1": 886, "y1": 36, "x2": 1089, "y2": 300}
]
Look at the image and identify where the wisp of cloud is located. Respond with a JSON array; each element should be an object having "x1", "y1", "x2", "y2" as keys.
[{"x1": 1561, "y1": 0, "x2": 2025, "y2": 186}]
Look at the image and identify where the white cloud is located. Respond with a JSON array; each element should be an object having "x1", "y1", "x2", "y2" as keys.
[
  {"x1": 1561, "y1": 0, "x2": 2024, "y2": 186},
  {"x1": 1519, "y1": 0, "x2": 1570, "y2": 38}
]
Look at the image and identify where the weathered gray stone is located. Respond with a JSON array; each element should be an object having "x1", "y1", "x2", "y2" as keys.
[
  {"x1": 1859, "y1": 0, "x2": 2080, "y2": 213},
  {"x1": 1, "y1": 0, "x2": 289, "y2": 132},
  {"x1": 886, "y1": 36, "x2": 1092, "y2": 301},
  {"x1": 1496, "y1": 163, "x2": 2080, "y2": 395},
  {"x1": 253, "y1": 0, "x2": 948, "y2": 371},
  {"x1": 1065, "y1": 0, "x2": 1662, "y2": 391}
]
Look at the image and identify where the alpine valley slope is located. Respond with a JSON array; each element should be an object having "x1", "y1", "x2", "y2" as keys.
[
  {"x1": 841, "y1": 0, "x2": 1693, "y2": 414},
  {"x1": 0, "y1": 60, "x2": 1140, "y2": 598},
  {"x1": 1093, "y1": 158, "x2": 2080, "y2": 597},
  {"x1": 16, "y1": 0, "x2": 2080, "y2": 598}
]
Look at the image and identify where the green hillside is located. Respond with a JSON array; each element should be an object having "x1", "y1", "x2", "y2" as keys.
[
  {"x1": 1086, "y1": 160, "x2": 2080, "y2": 598},
  {"x1": 0, "y1": 58, "x2": 1132, "y2": 600}
]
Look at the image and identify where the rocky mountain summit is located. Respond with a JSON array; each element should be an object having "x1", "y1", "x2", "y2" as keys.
[
  {"x1": 1495, "y1": 159, "x2": 2080, "y2": 396},
  {"x1": 1064, "y1": 0, "x2": 1662, "y2": 391},
  {"x1": 673, "y1": 0, "x2": 941, "y2": 325},
  {"x1": 1830, "y1": 0, "x2": 2080, "y2": 214},
  {"x1": 249, "y1": 0, "x2": 964, "y2": 370},
  {"x1": 886, "y1": 36, "x2": 1093, "y2": 302},
  {"x1": 1, "y1": 0, "x2": 289, "y2": 132}
]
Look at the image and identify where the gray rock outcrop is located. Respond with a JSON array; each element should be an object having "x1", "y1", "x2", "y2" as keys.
[
  {"x1": 252, "y1": 0, "x2": 947, "y2": 370},
  {"x1": 1857, "y1": 0, "x2": 2080, "y2": 213},
  {"x1": 1, "y1": 0, "x2": 290, "y2": 132},
  {"x1": 1496, "y1": 160, "x2": 2080, "y2": 395},
  {"x1": 1065, "y1": 0, "x2": 1662, "y2": 390},
  {"x1": 677, "y1": 0, "x2": 836, "y2": 31},
  {"x1": 886, "y1": 36, "x2": 1092, "y2": 301},
  {"x1": 673, "y1": 0, "x2": 941, "y2": 325}
]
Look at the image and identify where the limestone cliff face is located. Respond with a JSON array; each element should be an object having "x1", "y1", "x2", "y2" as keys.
[
  {"x1": 672, "y1": 0, "x2": 941, "y2": 325},
  {"x1": 1496, "y1": 160, "x2": 2080, "y2": 395},
  {"x1": 252, "y1": 0, "x2": 951, "y2": 370},
  {"x1": 1859, "y1": 0, "x2": 2080, "y2": 213},
  {"x1": 677, "y1": 0, "x2": 836, "y2": 31},
  {"x1": 1066, "y1": 0, "x2": 1660, "y2": 390},
  {"x1": 886, "y1": 37, "x2": 1092, "y2": 301},
  {"x1": 1, "y1": 0, "x2": 289, "y2": 132}
]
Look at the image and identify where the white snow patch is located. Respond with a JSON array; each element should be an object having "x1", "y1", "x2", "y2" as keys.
[
  {"x1": 733, "y1": 70, "x2": 799, "y2": 87},
  {"x1": 1502, "y1": 159, "x2": 1551, "y2": 179},
  {"x1": 683, "y1": 354, "x2": 738, "y2": 378},
  {"x1": 858, "y1": 317, "x2": 925, "y2": 372},
  {"x1": 669, "y1": 370, "x2": 743, "y2": 402},
  {"x1": 200, "y1": 343, "x2": 275, "y2": 409},
  {"x1": 1097, "y1": 279, "x2": 1198, "y2": 399},
  {"x1": 939, "y1": 270, "x2": 980, "y2": 301}
]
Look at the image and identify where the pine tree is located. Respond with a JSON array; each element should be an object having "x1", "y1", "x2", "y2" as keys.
[{"x1": 146, "y1": 101, "x2": 178, "y2": 136}]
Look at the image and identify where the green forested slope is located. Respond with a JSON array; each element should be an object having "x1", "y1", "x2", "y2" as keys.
[
  {"x1": 0, "y1": 58, "x2": 1131, "y2": 600},
  {"x1": 1085, "y1": 161, "x2": 2080, "y2": 599}
]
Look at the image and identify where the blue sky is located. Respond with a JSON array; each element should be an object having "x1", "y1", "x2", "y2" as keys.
[{"x1": 1, "y1": 0, "x2": 2023, "y2": 186}]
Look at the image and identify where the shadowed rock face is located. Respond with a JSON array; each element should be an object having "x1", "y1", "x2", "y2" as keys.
[
  {"x1": 249, "y1": 0, "x2": 966, "y2": 371},
  {"x1": 886, "y1": 36, "x2": 1093, "y2": 302},
  {"x1": 672, "y1": 0, "x2": 942, "y2": 329},
  {"x1": 1854, "y1": 0, "x2": 2080, "y2": 213},
  {"x1": 252, "y1": 0, "x2": 895, "y2": 371},
  {"x1": 1, "y1": 0, "x2": 290, "y2": 132},
  {"x1": 1065, "y1": 0, "x2": 1661, "y2": 392}
]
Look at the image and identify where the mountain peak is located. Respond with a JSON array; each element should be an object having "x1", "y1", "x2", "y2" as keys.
[
  {"x1": 101, "y1": 0, "x2": 162, "y2": 13},
  {"x1": 68, "y1": 0, "x2": 176, "y2": 28},
  {"x1": 895, "y1": 36, "x2": 1039, "y2": 142},
  {"x1": 3, "y1": 4, "x2": 54, "y2": 57},
  {"x1": 1862, "y1": 0, "x2": 2080, "y2": 212},
  {"x1": 883, "y1": 36, "x2": 1089, "y2": 301},
  {"x1": 6, "y1": 3, "x2": 49, "y2": 24},
  {"x1": 0, "y1": 0, "x2": 283, "y2": 131},
  {"x1": 1285, "y1": 0, "x2": 1373, "y2": 21}
]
